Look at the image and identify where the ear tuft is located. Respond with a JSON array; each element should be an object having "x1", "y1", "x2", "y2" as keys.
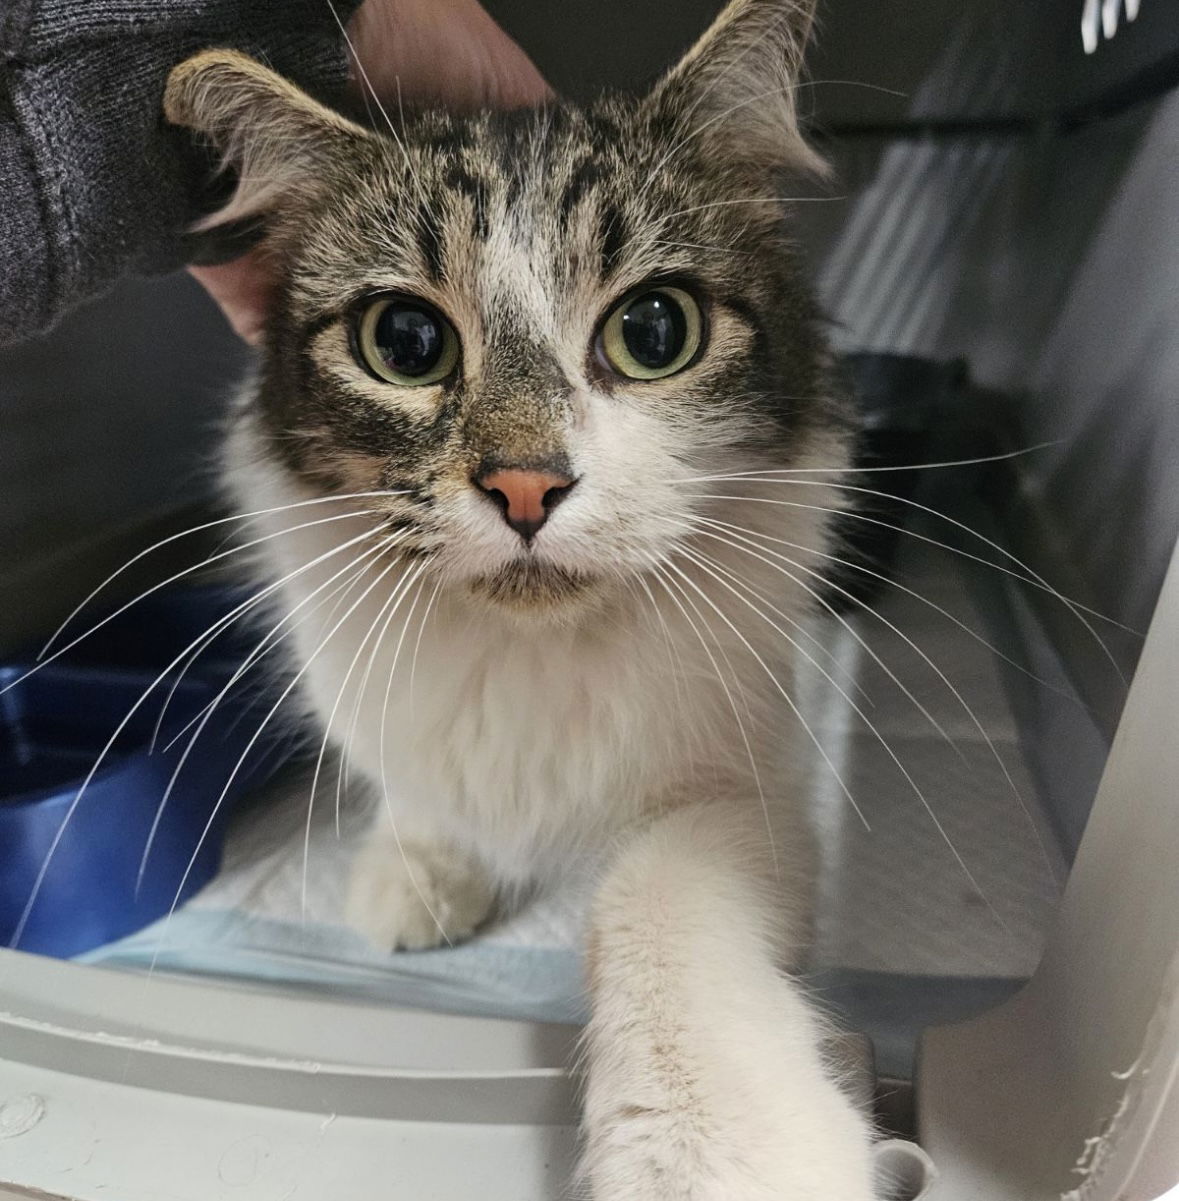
[
  {"x1": 165, "y1": 50, "x2": 369, "y2": 230},
  {"x1": 649, "y1": 0, "x2": 827, "y2": 178}
]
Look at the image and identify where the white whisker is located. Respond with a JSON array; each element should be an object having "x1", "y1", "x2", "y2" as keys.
[
  {"x1": 632, "y1": 572, "x2": 691, "y2": 716},
  {"x1": 658, "y1": 555, "x2": 870, "y2": 833},
  {"x1": 324, "y1": 1, "x2": 428, "y2": 209},
  {"x1": 157, "y1": 528, "x2": 407, "y2": 756},
  {"x1": 691, "y1": 515, "x2": 1060, "y2": 880},
  {"x1": 633, "y1": 82, "x2": 829, "y2": 215},
  {"x1": 39, "y1": 491, "x2": 406, "y2": 658},
  {"x1": 664, "y1": 548, "x2": 1010, "y2": 929},
  {"x1": 683, "y1": 518, "x2": 958, "y2": 752},
  {"x1": 10, "y1": 516, "x2": 392, "y2": 948},
  {"x1": 148, "y1": 523, "x2": 399, "y2": 753},
  {"x1": 659, "y1": 195, "x2": 846, "y2": 220},
  {"x1": 302, "y1": 554, "x2": 427, "y2": 920},
  {"x1": 648, "y1": 564, "x2": 776, "y2": 876},
  {"x1": 140, "y1": 528, "x2": 406, "y2": 890},
  {"x1": 685, "y1": 488, "x2": 1133, "y2": 647},
  {"x1": 7, "y1": 506, "x2": 388, "y2": 702},
  {"x1": 676, "y1": 442, "x2": 1060, "y2": 482},
  {"x1": 376, "y1": 560, "x2": 450, "y2": 944},
  {"x1": 656, "y1": 513, "x2": 873, "y2": 707},
  {"x1": 408, "y1": 574, "x2": 445, "y2": 708},
  {"x1": 145, "y1": 536, "x2": 426, "y2": 980}
]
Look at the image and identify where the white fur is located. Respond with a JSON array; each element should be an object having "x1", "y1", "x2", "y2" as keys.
[
  {"x1": 345, "y1": 832, "x2": 495, "y2": 950},
  {"x1": 582, "y1": 804, "x2": 875, "y2": 1199},
  {"x1": 224, "y1": 404, "x2": 878, "y2": 1198}
]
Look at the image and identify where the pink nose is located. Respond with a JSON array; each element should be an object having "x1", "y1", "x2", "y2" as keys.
[{"x1": 475, "y1": 468, "x2": 577, "y2": 542}]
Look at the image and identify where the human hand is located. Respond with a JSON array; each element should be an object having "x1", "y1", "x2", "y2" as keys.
[{"x1": 346, "y1": 0, "x2": 551, "y2": 112}]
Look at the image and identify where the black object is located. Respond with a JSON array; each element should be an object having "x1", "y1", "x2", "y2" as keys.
[{"x1": 821, "y1": 353, "x2": 982, "y2": 612}]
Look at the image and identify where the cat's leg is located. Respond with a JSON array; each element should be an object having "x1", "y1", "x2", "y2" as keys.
[
  {"x1": 345, "y1": 821, "x2": 495, "y2": 951},
  {"x1": 582, "y1": 802, "x2": 876, "y2": 1200}
]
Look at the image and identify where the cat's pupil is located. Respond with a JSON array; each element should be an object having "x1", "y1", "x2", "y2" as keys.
[
  {"x1": 374, "y1": 303, "x2": 444, "y2": 377},
  {"x1": 621, "y1": 291, "x2": 687, "y2": 369}
]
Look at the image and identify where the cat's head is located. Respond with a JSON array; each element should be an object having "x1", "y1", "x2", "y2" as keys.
[{"x1": 166, "y1": 0, "x2": 847, "y2": 618}]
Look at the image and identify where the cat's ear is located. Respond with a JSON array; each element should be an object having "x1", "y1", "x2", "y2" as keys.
[
  {"x1": 165, "y1": 49, "x2": 370, "y2": 230},
  {"x1": 646, "y1": 0, "x2": 826, "y2": 177},
  {"x1": 165, "y1": 51, "x2": 370, "y2": 343}
]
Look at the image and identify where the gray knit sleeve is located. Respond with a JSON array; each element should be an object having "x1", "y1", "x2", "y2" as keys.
[{"x1": 0, "y1": 0, "x2": 362, "y2": 345}]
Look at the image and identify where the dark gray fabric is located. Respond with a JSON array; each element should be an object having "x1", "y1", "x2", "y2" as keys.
[{"x1": 0, "y1": 0, "x2": 361, "y2": 345}]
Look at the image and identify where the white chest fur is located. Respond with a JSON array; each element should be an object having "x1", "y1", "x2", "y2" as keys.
[
  {"x1": 283, "y1": 553, "x2": 751, "y2": 881},
  {"x1": 227, "y1": 426, "x2": 832, "y2": 888}
]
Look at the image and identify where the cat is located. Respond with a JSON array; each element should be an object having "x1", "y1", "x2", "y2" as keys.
[{"x1": 164, "y1": 1, "x2": 879, "y2": 1196}]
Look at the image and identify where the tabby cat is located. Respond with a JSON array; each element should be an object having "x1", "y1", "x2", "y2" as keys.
[{"x1": 165, "y1": 0, "x2": 878, "y2": 1194}]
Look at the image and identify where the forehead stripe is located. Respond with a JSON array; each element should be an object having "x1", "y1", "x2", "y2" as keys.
[
  {"x1": 559, "y1": 156, "x2": 603, "y2": 227},
  {"x1": 444, "y1": 165, "x2": 491, "y2": 241},
  {"x1": 414, "y1": 200, "x2": 445, "y2": 280},
  {"x1": 598, "y1": 203, "x2": 628, "y2": 279}
]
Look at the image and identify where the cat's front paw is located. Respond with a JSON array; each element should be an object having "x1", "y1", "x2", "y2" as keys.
[
  {"x1": 345, "y1": 831, "x2": 495, "y2": 951},
  {"x1": 587, "y1": 1141, "x2": 877, "y2": 1201},
  {"x1": 583, "y1": 1090, "x2": 877, "y2": 1201}
]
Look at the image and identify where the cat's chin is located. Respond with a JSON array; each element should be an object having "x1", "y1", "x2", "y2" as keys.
[{"x1": 466, "y1": 558, "x2": 601, "y2": 618}]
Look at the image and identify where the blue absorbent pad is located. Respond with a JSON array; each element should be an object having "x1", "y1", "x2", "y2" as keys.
[
  {"x1": 81, "y1": 773, "x2": 594, "y2": 1026},
  {"x1": 83, "y1": 909, "x2": 589, "y2": 1024}
]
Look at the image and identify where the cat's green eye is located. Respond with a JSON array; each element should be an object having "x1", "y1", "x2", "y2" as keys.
[
  {"x1": 597, "y1": 287, "x2": 703, "y2": 381},
  {"x1": 355, "y1": 296, "x2": 460, "y2": 386}
]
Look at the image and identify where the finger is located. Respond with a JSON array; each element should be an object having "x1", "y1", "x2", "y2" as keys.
[
  {"x1": 188, "y1": 248, "x2": 274, "y2": 344},
  {"x1": 347, "y1": 0, "x2": 552, "y2": 114}
]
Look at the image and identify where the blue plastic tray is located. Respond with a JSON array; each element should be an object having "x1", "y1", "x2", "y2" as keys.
[{"x1": 0, "y1": 588, "x2": 291, "y2": 957}]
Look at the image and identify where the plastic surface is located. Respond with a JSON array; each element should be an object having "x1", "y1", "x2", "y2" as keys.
[
  {"x1": 0, "y1": 951, "x2": 928, "y2": 1201},
  {"x1": 0, "y1": 589, "x2": 288, "y2": 957},
  {"x1": 918, "y1": 532, "x2": 1179, "y2": 1199}
]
